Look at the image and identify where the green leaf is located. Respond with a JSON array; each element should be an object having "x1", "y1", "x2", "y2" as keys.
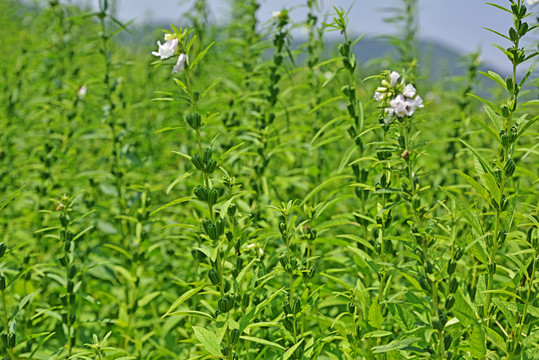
[
  {"x1": 0, "y1": 186, "x2": 23, "y2": 212},
  {"x1": 479, "y1": 172, "x2": 501, "y2": 205},
  {"x1": 165, "y1": 310, "x2": 213, "y2": 321},
  {"x1": 460, "y1": 140, "x2": 494, "y2": 176},
  {"x1": 483, "y1": 105, "x2": 503, "y2": 132},
  {"x1": 387, "y1": 303, "x2": 415, "y2": 331},
  {"x1": 470, "y1": 325, "x2": 486, "y2": 358},
  {"x1": 478, "y1": 71, "x2": 507, "y2": 90},
  {"x1": 492, "y1": 298, "x2": 515, "y2": 327},
  {"x1": 371, "y1": 337, "x2": 420, "y2": 353},
  {"x1": 240, "y1": 336, "x2": 285, "y2": 351},
  {"x1": 162, "y1": 285, "x2": 205, "y2": 318},
  {"x1": 301, "y1": 175, "x2": 352, "y2": 205},
  {"x1": 150, "y1": 197, "x2": 192, "y2": 216},
  {"x1": 440, "y1": 187, "x2": 483, "y2": 236},
  {"x1": 467, "y1": 94, "x2": 500, "y2": 120},
  {"x1": 190, "y1": 41, "x2": 215, "y2": 70},
  {"x1": 193, "y1": 326, "x2": 223, "y2": 358},
  {"x1": 368, "y1": 301, "x2": 383, "y2": 329},
  {"x1": 469, "y1": 116, "x2": 501, "y2": 144},
  {"x1": 454, "y1": 289, "x2": 476, "y2": 327},
  {"x1": 454, "y1": 170, "x2": 489, "y2": 201},
  {"x1": 516, "y1": 115, "x2": 538, "y2": 141},
  {"x1": 283, "y1": 339, "x2": 304, "y2": 360}
]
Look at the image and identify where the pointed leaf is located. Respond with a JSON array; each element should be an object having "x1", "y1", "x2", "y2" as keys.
[{"x1": 193, "y1": 326, "x2": 223, "y2": 358}]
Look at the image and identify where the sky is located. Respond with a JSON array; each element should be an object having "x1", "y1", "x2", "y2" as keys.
[{"x1": 69, "y1": 0, "x2": 538, "y2": 74}]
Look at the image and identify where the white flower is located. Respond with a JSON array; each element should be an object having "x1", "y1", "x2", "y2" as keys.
[
  {"x1": 413, "y1": 95, "x2": 424, "y2": 109},
  {"x1": 374, "y1": 91, "x2": 382, "y2": 101},
  {"x1": 402, "y1": 84, "x2": 416, "y2": 98},
  {"x1": 172, "y1": 53, "x2": 187, "y2": 73},
  {"x1": 272, "y1": 11, "x2": 282, "y2": 18},
  {"x1": 152, "y1": 38, "x2": 178, "y2": 60},
  {"x1": 526, "y1": 0, "x2": 539, "y2": 5},
  {"x1": 389, "y1": 71, "x2": 400, "y2": 87},
  {"x1": 78, "y1": 85, "x2": 87, "y2": 99},
  {"x1": 164, "y1": 33, "x2": 175, "y2": 41}
]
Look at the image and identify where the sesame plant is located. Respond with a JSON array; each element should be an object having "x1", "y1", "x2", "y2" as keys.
[{"x1": 0, "y1": 0, "x2": 538, "y2": 359}]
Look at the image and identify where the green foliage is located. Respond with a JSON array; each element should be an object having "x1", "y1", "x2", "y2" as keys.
[{"x1": 0, "y1": 0, "x2": 537, "y2": 359}]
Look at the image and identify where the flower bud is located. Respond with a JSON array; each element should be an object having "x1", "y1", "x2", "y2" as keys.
[
  {"x1": 194, "y1": 185, "x2": 208, "y2": 201},
  {"x1": 69, "y1": 265, "x2": 77, "y2": 279}
]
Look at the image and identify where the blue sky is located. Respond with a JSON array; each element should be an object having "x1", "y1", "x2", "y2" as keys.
[{"x1": 73, "y1": 0, "x2": 538, "y2": 73}]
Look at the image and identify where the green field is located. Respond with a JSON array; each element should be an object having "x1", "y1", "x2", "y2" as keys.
[{"x1": 0, "y1": 0, "x2": 538, "y2": 359}]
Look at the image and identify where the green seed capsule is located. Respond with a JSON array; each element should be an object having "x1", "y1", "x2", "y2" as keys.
[
  {"x1": 69, "y1": 265, "x2": 77, "y2": 279},
  {"x1": 0, "y1": 242, "x2": 6, "y2": 259},
  {"x1": 282, "y1": 301, "x2": 292, "y2": 315},
  {"x1": 67, "y1": 280, "x2": 74, "y2": 293},
  {"x1": 202, "y1": 218, "x2": 212, "y2": 234},
  {"x1": 191, "y1": 153, "x2": 205, "y2": 170},
  {"x1": 509, "y1": 125, "x2": 518, "y2": 143},
  {"x1": 229, "y1": 329, "x2": 240, "y2": 345},
  {"x1": 500, "y1": 130, "x2": 509, "y2": 147},
  {"x1": 449, "y1": 278, "x2": 458, "y2": 294},
  {"x1": 293, "y1": 297, "x2": 301, "y2": 314},
  {"x1": 206, "y1": 159, "x2": 217, "y2": 174},
  {"x1": 488, "y1": 262, "x2": 496, "y2": 275},
  {"x1": 0, "y1": 275, "x2": 5, "y2": 291},
  {"x1": 445, "y1": 295, "x2": 455, "y2": 310},
  {"x1": 8, "y1": 333, "x2": 15, "y2": 348},
  {"x1": 208, "y1": 269, "x2": 220, "y2": 285},
  {"x1": 218, "y1": 297, "x2": 230, "y2": 313},
  {"x1": 208, "y1": 188, "x2": 219, "y2": 206},
  {"x1": 242, "y1": 294, "x2": 250, "y2": 308},
  {"x1": 447, "y1": 259, "x2": 456, "y2": 275},
  {"x1": 444, "y1": 334, "x2": 453, "y2": 350},
  {"x1": 194, "y1": 185, "x2": 208, "y2": 201},
  {"x1": 215, "y1": 218, "x2": 225, "y2": 236},
  {"x1": 282, "y1": 316, "x2": 294, "y2": 332},
  {"x1": 185, "y1": 112, "x2": 201, "y2": 130},
  {"x1": 278, "y1": 253, "x2": 289, "y2": 267},
  {"x1": 59, "y1": 213, "x2": 69, "y2": 227},
  {"x1": 289, "y1": 257, "x2": 298, "y2": 269},
  {"x1": 504, "y1": 158, "x2": 515, "y2": 177}
]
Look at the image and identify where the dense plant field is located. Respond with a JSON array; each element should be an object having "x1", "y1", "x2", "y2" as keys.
[{"x1": 0, "y1": 0, "x2": 538, "y2": 359}]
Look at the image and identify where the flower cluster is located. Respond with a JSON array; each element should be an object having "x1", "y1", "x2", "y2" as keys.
[
  {"x1": 374, "y1": 71, "x2": 423, "y2": 124},
  {"x1": 152, "y1": 33, "x2": 187, "y2": 74}
]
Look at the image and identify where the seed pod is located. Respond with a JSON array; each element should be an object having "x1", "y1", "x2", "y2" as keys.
[
  {"x1": 348, "y1": 302, "x2": 356, "y2": 314},
  {"x1": 185, "y1": 112, "x2": 201, "y2": 129},
  {"x1": 282, "y1": 301, "x2": 292, "y2": 315},
  {"x1": 509, "y1": 125, "x2": 518, "y2": 143},
  {"x1": 488, "y1": 262, "x2": 497, "y2": 275},
  {"x1": 289, "y1": 257, "x2": 298, "y2": 269},
  {"x1": 225, "y1": 231, "x2": 233, "y2": 242},
  {"x1": 232, "y1": 352, "x2": 239, "y2": 360},
  {"x1": 67, "y1": 280, "x2": 74, "y2": 293},
  {"x1": 0, "y1": 275, "x2": 5, "y2": 291},
  {"x1": 279, "y1": 221, "x2": 287, "y2": 235},
  {"x1": 69, "y1": 265, "x2": 77, "y2": 279},
  {"x1": 1, "y1": 332, "x2": 7, "y2": 346},
  {"x1": 0, "y1": 242, "x2": 5, "y2": 259},
  {"x1": 501, "y1": 104, "x2": 510, "y2": 118},
  {"x1": 242, "y1": 294, "x2": 250, "y2": 308},
  {"x1": 454, "y1": 246, "x2": 464, "y2": 261},
  {"x1": 449, "y1": 278, "x2": 458, "y2": 294},
  {"x1": 432, "y1": 316, "x2": 443, "y2": 332},
  {"x1": 194, "y1": 185, "x2": 208, "y2": 201},
  {"x1": 293, "y1": 297, "x2": 301, "y2": 314},
  {"x1": 444, "y1": 334, "x2": 453, "y2": 351},
  {"x1": 206, "y1": 159, "x2": 217, "y2": 174},
  {"x1": 229, "y1": 328, "x2": 240, "y2": 345},
  {"x1": 500, "y1": 130, "x2": 509, "y2": 147},
  {"x1": 208, "y1": 269, "x2": 220, "y2": 285},
  {"x1": 8, "y1": 333, "x2": 15, "y2": 348},
  {"x1": 498, "y1": 230, "x2": 507, "y2": 245},
  {"x1": 202, "y1": 148, "x2": 212, "y2": 164},
  {"x1": 208, "y1": 188, "x2": 219, "y2": 206},
  {"x1": 285, "y1": 264, "x2": 293, "y2": 274},
  {"x1": 236, "y1": 257, "x2": 244, "y2": 270},
  {"x1": 208, "y1": 224, "x2": 219, "y2": 240},
  {"x1": 447, "y1": 259, "x2": 456, "y2": 275},
  {"x1": 419, "y1": 277, "x2": 431, "y2": 292},
  {"x1": 202, "y1": 218, "x2": 212, "y2": 234},
  {"x1": 445, "y1": 295, "x2": 455, "y2": 310},
  {"x1": 307, "y1": 266, "x2": 316, "y2": 279},
  {"x1": 282, "y1": 316, "x2": 295, "y2": 332},
  {"x1": 504, "y1": 158, "x2": 515, "y2": 177},
  {"x1": 425, "y1": 260, "x2": 433, "y2": 274},
  {"x1": 59, "y1": 213, "x2": 69, "y2": 227},
  {"x1": 278, "y1": 253, "x2": 289, "y2": 268},
  {"x1": 191, "y1": 153, "x2": 205, "y2": 170},
  {"x1": 218, "y1": 297, "x2": 230, "y2": 313},
  {"x1": 227, "y1": 204, "x2": 237, "y2": 217},
  {"x1": 215, "y1": 218, "x2": 225, "y2": 236}
]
